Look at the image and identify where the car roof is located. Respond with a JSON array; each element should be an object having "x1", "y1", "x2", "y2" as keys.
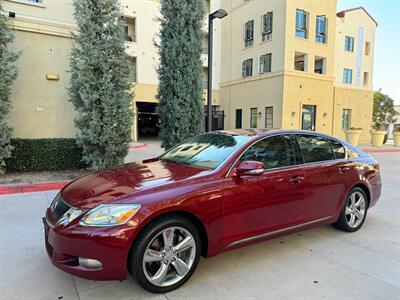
[{"x1": 213, "y1": 129, "x2": 335, "y2": 139}]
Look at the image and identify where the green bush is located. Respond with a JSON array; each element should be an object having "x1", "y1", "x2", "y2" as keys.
[{"x1": 6, "y1": 138, "x2": 87, "y2": 171}]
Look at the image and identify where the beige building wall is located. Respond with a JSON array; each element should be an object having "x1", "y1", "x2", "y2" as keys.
[
  {"x1": 281, "y1": 0, "x2": 336, "y2": 135},
  {"x1": 220, "y1": 0, "x2": 287, "y2": 129},
  {"x1": 4, "y1": 0, "x2": 223, "y2": 141},
  {"x1": 220, "y1": 0, "x2": 376, "y2": 145},
  {"x1": 4, "y1": 0, "x2": 77, "y2": 138}
]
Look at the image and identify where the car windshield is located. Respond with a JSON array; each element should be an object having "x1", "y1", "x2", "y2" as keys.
[{"x1": 160, "y1": 133, "x2": 251, "y2": 170}]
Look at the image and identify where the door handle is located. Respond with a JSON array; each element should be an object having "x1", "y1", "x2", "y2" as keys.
[
  {"x1": 339, "y1": 166, "x2": 350, "y2": 173},
  {"x1": 289, "y1": 175, "x2": 304, "y2": 184}
]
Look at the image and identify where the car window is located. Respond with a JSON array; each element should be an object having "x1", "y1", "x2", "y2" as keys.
[
  {"x1": 161, "y1": 133, "x2": 251, "y2": 170},
  {"x1": 240, "y1": 135, "x2": 297, "y2": 169},
  {"x1": 330, "y1": 140, "x2": 346, "y2": 159},
  {"x1": 296, "y1": 134, "x2": 335, "y2": 163}
]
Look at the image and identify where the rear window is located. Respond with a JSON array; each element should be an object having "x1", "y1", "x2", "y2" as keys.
[
  {"x1": 330, "y1": 140, "x2": 346, "y2": 159},
  {"x1": 296, "y1": 134, "x2": 335, "y2": 163}
]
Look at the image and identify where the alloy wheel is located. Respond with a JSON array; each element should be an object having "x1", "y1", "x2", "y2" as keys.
[
  {"x1": 142, "y1": 226, "x2": 196, "y2": 287},
  {"x1": 345, "y1": 191, "x2": 366, "y2": 228}
]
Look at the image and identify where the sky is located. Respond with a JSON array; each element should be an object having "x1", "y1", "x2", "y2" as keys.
[{"x1": 337, "y1": 0, "x2": 400, "y2": 104}]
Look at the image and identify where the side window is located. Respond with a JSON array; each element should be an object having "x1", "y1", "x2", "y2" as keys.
[
  {"x1": 330, "y1": 140, "x2": 346, "y2": 159},
  {"x1": 240, "y1": 135, "x2": 297, "y2": 169},
  {"x1": 296, "y1": 135, "x2": 335, "y2": 163}
]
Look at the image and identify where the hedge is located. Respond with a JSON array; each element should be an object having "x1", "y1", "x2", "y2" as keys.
[{"x1": 6, "y1": 138, "x2": 87, "y2": 171}]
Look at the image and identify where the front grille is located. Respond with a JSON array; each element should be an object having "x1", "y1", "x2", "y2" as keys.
[{"x1": 49, "y1": 193, "x2": 71, "y2": 223}]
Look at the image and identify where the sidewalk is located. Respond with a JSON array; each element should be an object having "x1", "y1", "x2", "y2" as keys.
[{"x1": 359, "y1": 142, "x2": 400, "y2": 153}]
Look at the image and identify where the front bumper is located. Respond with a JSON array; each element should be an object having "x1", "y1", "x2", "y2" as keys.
[{"x1": 43, "y1": 216, "x2": 140, "y2": 281}]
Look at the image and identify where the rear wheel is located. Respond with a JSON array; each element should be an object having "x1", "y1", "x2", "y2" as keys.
[
  {"x1": 333, "y1": 187, "x2": 368, "y2": 232},
  {"x1": 128, "y1": 216, "x2": 201, "y2": 293}
]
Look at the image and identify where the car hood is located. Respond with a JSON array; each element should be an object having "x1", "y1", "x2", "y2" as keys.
[{"x1": 61, "y1": 159, "x2": 208, "y2": 209}]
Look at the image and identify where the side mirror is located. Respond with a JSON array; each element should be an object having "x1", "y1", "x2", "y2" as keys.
[{"x1": 237, "y1": 160, "x2": 265, "y2": 176}]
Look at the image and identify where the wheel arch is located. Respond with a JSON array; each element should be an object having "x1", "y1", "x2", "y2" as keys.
[
  {"x1": 131, "y1": 210, "x2": 209, "y2": 258},
  {"x1": 351, "y1": 182, "x2": 371, "y2": 207}
]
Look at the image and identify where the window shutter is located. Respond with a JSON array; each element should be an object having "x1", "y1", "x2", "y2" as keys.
[
  {"x1": 268, "y1": 12, "x2": 273, "y2": 33},
  {"x1": 271, "y1": 12, "x2": 273, "y2": 33},
  {"x1": 267, "y1": 53, "x2": 272, "y2": 72},
  {"x1": 242, "y1": 61, "x2": 246, "y2": 77}
]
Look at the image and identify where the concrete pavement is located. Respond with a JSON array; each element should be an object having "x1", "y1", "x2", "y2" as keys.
[{"x1": 0, "y1": 147, "x2": 399, "y2": 299}]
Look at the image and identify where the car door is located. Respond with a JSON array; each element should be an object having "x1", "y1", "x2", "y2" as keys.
[
  {"x1": 222, "y1": 134, "x2": 307, "y2": 247},
  {"x1": 295, "y1": 134, "x2": 350, "y2": 221}
]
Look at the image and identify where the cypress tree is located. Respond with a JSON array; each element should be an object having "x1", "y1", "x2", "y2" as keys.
[
  {"x1": 69, "y1": 0, "x2": 133, "y2": 170},
  {"x1": 0, "y1": 3, "x2": 20, "y2": 174},
  {"x1": 157, "y1": 0, "x2": 205, "y2": 149}
]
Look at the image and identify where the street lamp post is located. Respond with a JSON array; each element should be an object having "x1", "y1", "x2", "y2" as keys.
[{"x1": 206, "y1": 9, "x2": 228, "y2": 132}]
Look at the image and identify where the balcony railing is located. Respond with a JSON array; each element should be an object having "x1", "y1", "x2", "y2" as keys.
[{"x1": 124, "y1": 34, "x2": 136, "y2": 42}]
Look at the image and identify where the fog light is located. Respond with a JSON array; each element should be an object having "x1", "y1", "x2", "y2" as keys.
[{"x1": 78, "y1": 257, "x2": 103, "y2": 269}]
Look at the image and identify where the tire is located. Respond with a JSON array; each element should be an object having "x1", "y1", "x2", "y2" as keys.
[
  {"x1": 128, "y1": 215, "x2": 201, "y2": 293},
  {"x1": 333, "y1": 187, "x2": 368, "y2": 232}
]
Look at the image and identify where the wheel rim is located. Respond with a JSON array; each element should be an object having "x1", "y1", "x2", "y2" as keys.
[
  {"x1": 345, "y1": 191, "x2": 366, "y2": 228},
  {"x1": 142, "y1": 226, "x2": 196, "y2": 287}
]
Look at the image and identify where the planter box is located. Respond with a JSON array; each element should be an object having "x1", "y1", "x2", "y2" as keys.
[
  {"x1": 345, "y1": 129, "x2": 362, "y2": 147},
  {"x1": 370, "y1": 130, "x2": 387, "y2": 147},
  {"x1": 393, "y1": 132, "x2": 400, "y2": 147}
]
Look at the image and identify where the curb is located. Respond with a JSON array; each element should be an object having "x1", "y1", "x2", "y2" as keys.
[
  {"x1": 129, "y1": 143, "x2": 148, "y2": 150},
  {"x1": 0, "y1": 181, "x2": 69, "y2": 196}
]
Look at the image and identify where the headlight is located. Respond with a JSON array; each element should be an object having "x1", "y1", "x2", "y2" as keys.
[{"x1": 79, "y1": 204, "x2": 141, "y2": 227}]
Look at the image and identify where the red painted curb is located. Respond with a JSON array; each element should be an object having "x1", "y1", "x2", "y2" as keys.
[
  {"x1": 362, "y1": 149, "x2": 400, "y2": 154},
  {"x1": 0, "y1": 181, "x2": 69, "y2": 196},
  {"x1": 129, "y1": 143, "x2": 148, "y2": 150}
]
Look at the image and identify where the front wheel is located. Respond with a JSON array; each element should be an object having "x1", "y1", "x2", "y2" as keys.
[
  {"x1": 333, "y1": 187, "x2": 368, "y2": 232},
  {"x1": 128, "y1": 216, "x2": 201, "y2": 293}
]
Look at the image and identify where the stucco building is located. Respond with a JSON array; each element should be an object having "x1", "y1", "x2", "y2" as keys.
[
  {"x1": 3, "y1": 0, "x2": 222, "y2": 141},
  {"x1": 219, "y1": 1, "x2": 377, "y2": 143}
]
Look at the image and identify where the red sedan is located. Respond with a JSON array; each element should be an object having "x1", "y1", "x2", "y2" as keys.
[{"x1": 43, "y1": 130, "x2": 381, "y2": 293}]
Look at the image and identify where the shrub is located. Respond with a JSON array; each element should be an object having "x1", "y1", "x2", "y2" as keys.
[{"x1": 6, "y1": 139, "x2": 87, "y2": 171}]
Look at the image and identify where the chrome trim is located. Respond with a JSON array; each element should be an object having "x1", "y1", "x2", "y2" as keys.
[
  {"x1": 46, "y1": 193, "x2": 75, "y2": 228},
  {"x1": 44, "y1": 214, "x2": 54, "y2": 229},
  {"x1": 227, "y1": 215, "x2": 336, "y2": 248},
  {"x1": 243, "y1": 169, "x2": 264, "y2": 175}
]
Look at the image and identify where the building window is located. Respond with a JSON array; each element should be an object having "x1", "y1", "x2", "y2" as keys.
[
  {"x1": 242, "y1": 59, "x2": 253, "y2": 77},
  {"x1": 26, "y1": 0, "x2": 42, "y2": 3},
  {"x1": 259, "y1": 53, "x2": 272, "y2": 74},
  {"x1": 342, "y1": 109, "x2": 352, "y2": 130},
  {"x1": 235, "y1": 109, "x2": 242, "y2": 129},
  {"x1": 244, "y1": 20, "x2": 254, "y2": 47},
  {"x1": 314, "y1": 56, "x2": 326, "y2": 74},
  {"x1": 343, "y1": 68, "x2": 353, "y2": 84},
  {"x1": 363, "y1": 72, "x2": 369, "y2": 86},
  {"x1": 123, "y1": 17, "x2": 136, "y2": 42},
  {"x1": 265, "y1": 107, "x2": 273, "y2": 128},
  {"x1": 295, "y1": 9, "x2": 308, "y2": 39},
  {"x1": 315, "y1": 15, "x2": 327, "y2": 43},
  {"x1": 262, "y1": 12, "x2": 273, "y2": 41},
  {"x1": 344, "y1": 36, "x2": 354, "y2": 52},
  {"x1": 302, "y1": 105, "x2": 316, "y2": 131},
  {"x1": 294, "y1": 52, "x2": 307, "y2": 71},
  {"x1": 250, "y1": 108, "x2": 258, "y2": 128},
  {"x1": 365, "y1": 41, "x2": 371, "y2": 55}
]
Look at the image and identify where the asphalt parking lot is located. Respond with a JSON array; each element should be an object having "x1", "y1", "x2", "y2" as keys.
[{"x1": 0, "y1": 147, "x2": 399, "y2": 300}]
